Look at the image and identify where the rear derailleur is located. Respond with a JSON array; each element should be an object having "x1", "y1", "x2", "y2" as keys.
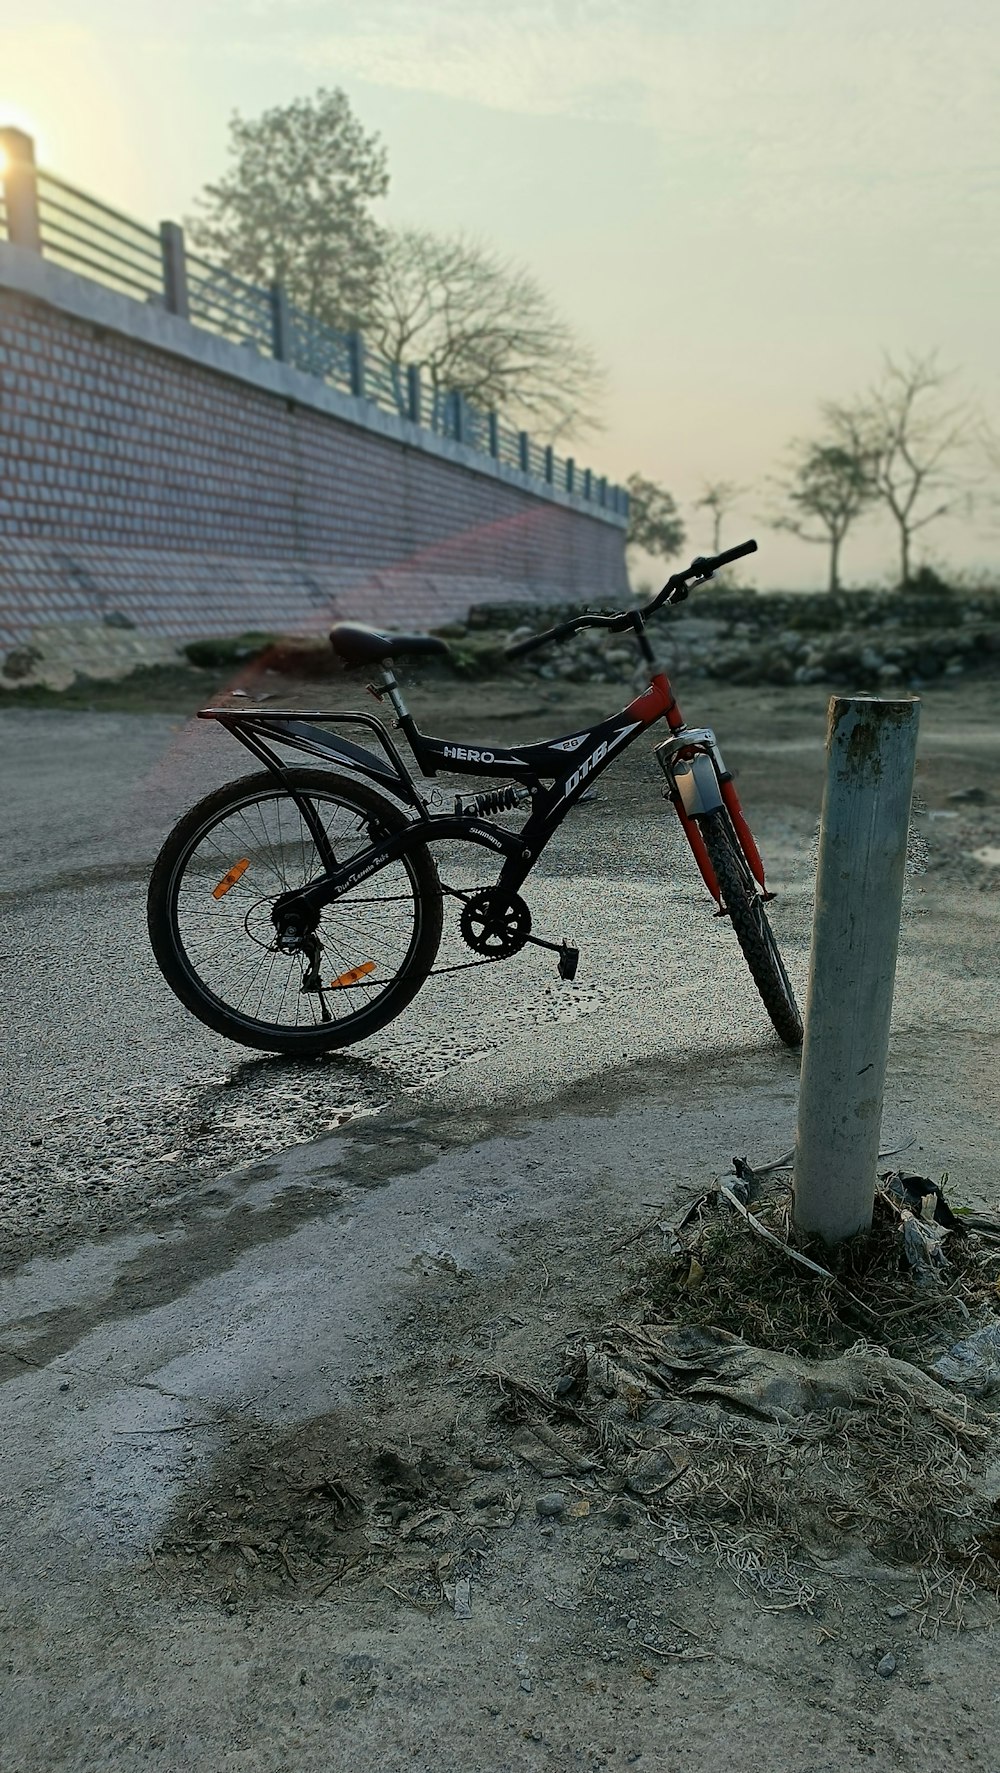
[{"x1": 272, "y1": 909, "x2": 326, "y2": 996}]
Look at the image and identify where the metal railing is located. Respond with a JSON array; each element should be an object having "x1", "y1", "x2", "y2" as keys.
[
  {"x1": 0, "y1": 128, "x2": 628, "y2": 521},
  {"x1": 36, "y1": 170, "x2": 165, "y2": 302},
  {"x1": 185, "y1": 249, "x2": 274, "y2": 350}
]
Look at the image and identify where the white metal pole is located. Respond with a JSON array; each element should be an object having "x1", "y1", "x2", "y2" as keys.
[{"x1": 793, "y1": 696, "x2": 920, "y2": 1245}]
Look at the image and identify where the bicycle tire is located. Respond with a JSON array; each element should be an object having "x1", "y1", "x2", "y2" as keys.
[
  {"x1": 697, "y1": 807, "x2": 803, "y2": 1048},
  {"x1": 147, "y1": 769, "x2": 443, "y2": 1055}
]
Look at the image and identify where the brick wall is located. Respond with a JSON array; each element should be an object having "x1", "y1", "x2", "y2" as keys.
[{"x1": 0, "y1": 263, "x2": 628, "y2": 653}]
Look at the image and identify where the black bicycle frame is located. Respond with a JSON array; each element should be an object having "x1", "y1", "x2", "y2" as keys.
[{"x1": 199, "y1": 683, "x2": 670, "y2": 922}]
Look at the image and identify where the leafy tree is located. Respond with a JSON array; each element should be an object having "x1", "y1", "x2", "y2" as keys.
[
  {"x1": 771, "y1": 441, "x2": 878, "y2": 591},
  {"x1": 365, "y1": 227, "x2": 605, "y2": 442},
  {"x1": 625, "y1": 474, "x2": 686, "y2": 564},
  {"x1": 827, "y1": 353, "x2": 977, "y2": 587},
  {"x1": 189, "y1": 88, "x2": 389, "y2": 331},
  {"x1": 694, "y1": 479, "x2": 746, "y2": 554}
]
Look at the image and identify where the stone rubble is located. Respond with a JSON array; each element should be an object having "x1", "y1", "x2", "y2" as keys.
[{"x1": 463, "y1": 581, "x2": 1000, "y2": 692}]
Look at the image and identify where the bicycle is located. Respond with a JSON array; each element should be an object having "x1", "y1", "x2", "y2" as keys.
[{"x1": 147, "y1": 539, "x2": 803, "y2": 1056}]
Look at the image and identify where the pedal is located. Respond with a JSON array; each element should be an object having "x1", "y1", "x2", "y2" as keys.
[
  {"x1": 557, "y1": 944, "x2": 579, "y2": 982},
  {"x1": 523, "y1": 925, "x2": 580, "y2": 979}
]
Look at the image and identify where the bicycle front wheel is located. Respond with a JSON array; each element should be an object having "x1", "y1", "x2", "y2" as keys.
[
  {"x1": 697, "y1": 807, "x2": 803, "y2": 1048},
  {"x1": 148, "y1": 769, "x2": 443, "y2": 1055}
]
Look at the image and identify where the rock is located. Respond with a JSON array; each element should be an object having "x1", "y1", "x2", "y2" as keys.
[
  {"x1": 1, "y1": 644, "x2": 44, "y2": 681},
  {"x1": 614, "y1": 1546, "x2": 641, "y2": 1566},
  {"x1": 947, "y1": 786, "x2": 989, "y2": 805},
  {"x1": 470, "y1": 1449, "x2": 504, "y2": 1471},
  {"x1": 876, "y1": 1653, "x2": 897, "y2": 1678},
  {"x1": 886, "y1": 1604, "x2": 908, "y2": 1620},
  {"x1": 471, "y1": 1486, "x2": 508, "y2": 1508},
  {"x1": 535, "y1": 1491, "x2": 567, "y2": 1519}
]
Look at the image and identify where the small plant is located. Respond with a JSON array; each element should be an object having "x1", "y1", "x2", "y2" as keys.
[
  {"x1": 905, "y1": 564, "x2": 953, "y2": 597},
  {"x1": 183, "y1": 632, "x2": 277, "y2": 669}
]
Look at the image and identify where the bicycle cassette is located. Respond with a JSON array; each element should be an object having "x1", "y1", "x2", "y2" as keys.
[{"x1": 459, "y1": 890, "x2": 532, "y2": 958}]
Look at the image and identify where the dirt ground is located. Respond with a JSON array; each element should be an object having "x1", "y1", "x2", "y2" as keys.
[{"x1": 2, "y1": 663, "x2": 999, "y2": 1771}]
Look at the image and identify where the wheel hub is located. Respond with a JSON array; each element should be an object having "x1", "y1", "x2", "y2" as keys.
[{"x1": 271, "y1": 906, "x2": 319, "y2": 952}]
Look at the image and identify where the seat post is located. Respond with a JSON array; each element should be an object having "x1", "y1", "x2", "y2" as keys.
[{"x1": 380, "y1": 663, "x2": 411, "y2": 721}]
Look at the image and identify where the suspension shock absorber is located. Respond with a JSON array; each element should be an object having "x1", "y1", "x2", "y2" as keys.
[{"x1": 454, "y1": 784, "x2": 531, "y2": 817}]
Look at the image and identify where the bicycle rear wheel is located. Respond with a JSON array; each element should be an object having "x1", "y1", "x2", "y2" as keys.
[
  {"x1": 147, "y1": 769, "x2": 442, "y2": 1055},
  {"x1": 697, "y1": 807, "x2": 803, "y2": 1048}
]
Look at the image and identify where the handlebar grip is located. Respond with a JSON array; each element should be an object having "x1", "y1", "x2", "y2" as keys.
[{"x1": 714, "y1": 538, "x2": 757, "y2": 569}]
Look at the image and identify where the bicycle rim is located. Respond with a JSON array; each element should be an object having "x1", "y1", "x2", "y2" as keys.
[{"x1": 162, "y1": 779, "x2": 433, "y2": 1046}]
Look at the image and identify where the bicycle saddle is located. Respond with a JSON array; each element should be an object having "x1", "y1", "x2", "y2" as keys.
[{"x1": 329, "y1": 622, "x2": 450, "y2": 667}]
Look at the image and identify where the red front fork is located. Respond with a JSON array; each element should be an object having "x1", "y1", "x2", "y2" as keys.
[{"x1": 626, "y1": 672, "x2": 767, "y2": 906}]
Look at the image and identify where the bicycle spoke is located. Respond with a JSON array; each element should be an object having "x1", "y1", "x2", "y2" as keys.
[{"x1": 168, "y1": 781, "x2": 432, "y2": 1038}]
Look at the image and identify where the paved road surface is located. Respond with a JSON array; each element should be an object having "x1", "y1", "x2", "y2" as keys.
[{"x1": 2, "y1": 694, "x2": 995, "y2": 1254}]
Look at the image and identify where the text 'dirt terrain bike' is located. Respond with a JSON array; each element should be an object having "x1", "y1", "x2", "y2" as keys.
[{"x1": 147, "y1": 540, "x2": 803, "y2": 1056}]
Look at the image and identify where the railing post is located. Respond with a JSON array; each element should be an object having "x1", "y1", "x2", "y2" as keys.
[
  {"x1": 621, "y1": 487, "x2": 630, "y2": 521},
  {"x1": 565, "y1": 458, "x2": 575, "y2": 494},
  {"x1": 518, "y1": 430, "x2": 530, "y2": 474},
  {"x1": 793, "y1": 697, "x2": 921, "y2": 1245},
  {"x1": 269, "y1": 283, "x2": 291, "y2": 361},
  {"x1": 583, "y1": 468, "x2": 592, "y2": 500},
  {"x1": 159, "y1": 221, "x2": 189, "y2": 319},
  {"x1": 544, "y1": 445, "x2": 554, "y2": 484},
  {"x1": 406, "y1": 364, "x2": 422, "y2": 425},
  {"x1": 348, "y1": 331, "x2": 366, "y2": 399},
  {"x1": 0, "y1": 128, "x2": 41, "y2": 253},
  {"x1": 487, "y1": 412, "x2": 499, "y2": 458},
  {"x1": 598, "y1": 475, "x2": 607, "y2": 507},
  {"x1": 453, "y1": 391, "x2": 466, "y2": 444}
]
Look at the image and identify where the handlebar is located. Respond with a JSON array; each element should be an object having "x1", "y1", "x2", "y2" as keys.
[{"x1": 504, "y1": 539, "x2": 757, "y2": 661}]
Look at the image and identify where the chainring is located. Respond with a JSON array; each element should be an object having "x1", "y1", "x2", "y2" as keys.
[{"x1": 459, "y1": 890, "x2": 532, "y2": 958}]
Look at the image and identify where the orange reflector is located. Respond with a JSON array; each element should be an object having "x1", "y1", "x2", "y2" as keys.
[
  {"x1": 212, "y1": 859, "x2": 250, "y2": 899},
  {"x1": 329, "y1": 961, "x2": 376, "y2": 989}
]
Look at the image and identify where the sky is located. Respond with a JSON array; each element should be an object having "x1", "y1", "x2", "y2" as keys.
[{"x1": 1, "y1": 0, "x2": 998, "y2": 589}]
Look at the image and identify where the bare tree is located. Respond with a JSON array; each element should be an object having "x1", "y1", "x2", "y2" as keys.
[
  {"x1": 827, "y1": 353, "x2": 977, "y2": 586},
  {"x1": 694, "y1": 479, "x2": 746, "y2": 553},
  {"x1": 771, "y1": 441, "x2": 878, "y2": 592},
  {"x1": 189, "y1": 89, "x2": 389, "y2": 331},
  {"x1": 365, "y1": 227, "x2": 605, "y2": 443}
]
